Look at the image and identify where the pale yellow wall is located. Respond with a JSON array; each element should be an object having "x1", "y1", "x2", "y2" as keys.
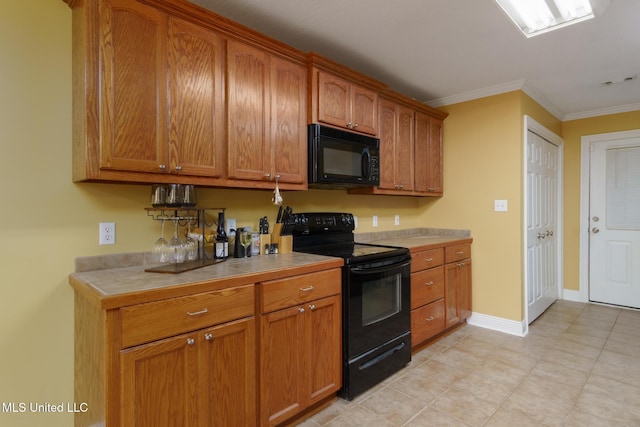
[
  {"x1": 0, "y1": 3, "x2": 418, "y2": 425},
  {"x1": 419, "y1": 92, "x2": 525, "y2": 321},
  {"x1": 561, "y1": 111, "x2": 640, "y2": 292}
]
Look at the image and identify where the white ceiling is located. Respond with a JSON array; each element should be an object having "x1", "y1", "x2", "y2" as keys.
[{"x1": 189, "y1": 0, "x2": 640, "y2": 120}]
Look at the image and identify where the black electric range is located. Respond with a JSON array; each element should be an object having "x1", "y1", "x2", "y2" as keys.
[{"x1": 291, "y1": 212, "x2": 412, "y2": 400}]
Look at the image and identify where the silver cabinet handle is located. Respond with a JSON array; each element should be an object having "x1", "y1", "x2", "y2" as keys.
[
  {"x1": 308, "y1": 304, "x2": 316, "y2": 311},
  {"x1": 347, "y1": 122, "x2": 353, "y2": 129},
  {"x1": 592, "y1": 227, "x2": 600, "y2": 234},
  {"x1": 537, "y1": 233, "x2": 546, "y2": 239},
  {"x1": 426, "y1": 316, "x2": 434, "y2": 322},
  {"x1": 298, "y1": 307, "x2": 305, "y2": 313},
  {"x1": 425, "y1": 281, "x2": 434, "y2": 286},
  {"x1": 264, "y1": 173, "x2": 271, "y2": 180},
  {"x1": 353, "y1": 123, "x2": 359, "y2": 129},
  {"x1": 159, "y1": 164, "x2": 166, "y2": 170},
  {"x1": 187, "y1": 308, "x2": 208, "y2": 316},
  {"x1": 175, "y1": 165, "x2": 182, "y2": 171},
  {"x1": 204, "y1": 333, "x2": 213, "y2": 341},
  {"x1": 299, "y1": 286, "x2": 314, "y2": 292},
  {"x1": 187, "y1": 338, "x2": 195, "y2": 345},
  {"x1": 456, "y1": 251, "x2": 465, "y2": 255},
  {"x1": 546, "y1": 230, "x2": 554, "y2": 236},
  {"x1": 425, "y1": 257, "x2": 433, "y2": 262}
]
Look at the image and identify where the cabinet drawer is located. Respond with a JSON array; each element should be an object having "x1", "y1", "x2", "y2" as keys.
[
  {"x1": 411, "y1": 248, "x2": 443, "y2": 272},
  {"x1": 120, "y1": 284, "x2": 255, "y2": 348},
  {"x1": 411, "y1": 299, "x2": 445, "y2": 348},
  {"x1": 260, "y1": 269, "x2": 341, "y2": 314},
  {"x1": 445, "y1": 243, "x2": 471, "y2": 263},
  {"x1": 411, "y1": 266, "x2": 444, "y2": 309}
]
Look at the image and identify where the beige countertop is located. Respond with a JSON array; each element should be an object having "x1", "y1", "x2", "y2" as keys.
[
  {"x1": 356, "y1": 227, "x2": 472, "y2": 252},
  {"x1": 70, "y1": 228, "x2": 471, "y2": 309},
  {"x1": 70, "y1": 252, "x2": 343, "y2": 309}
]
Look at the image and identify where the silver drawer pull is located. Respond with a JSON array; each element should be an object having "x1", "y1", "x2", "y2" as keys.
[
  {"x1": 425, "y1": 257, "x2": 433, "y2": 262},
  {"x1": 426, "y1": 316, "x2": 434, "y2": 322},
  {"x1": 187, "y1": 338, "x2": 195, "y2": 345},
  {"x1": 299, "y1": 286, "x2": 314, "y2": 292},
  {"x1": 456, "y1": 251, "x2": 465, "y2": 255},
  {"x1": 204, "y1": 333, "x2": 213, "y2": 341},
  {"x1": 425, "y1": 281, "x2": 434, "y2": 286},
  {"x1": 187, "y1": 308, "x2": 209, "y2": 316}
]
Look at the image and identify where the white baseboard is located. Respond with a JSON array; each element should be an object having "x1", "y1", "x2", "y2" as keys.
[
  {"x1": 466, "y1": 312, "x2": 527, "y2": 337},
  {"x1": 562, "y1": 289, "x2": 587, "y2": 303}
]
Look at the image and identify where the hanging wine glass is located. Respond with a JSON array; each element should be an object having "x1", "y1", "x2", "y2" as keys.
[
  {"x1": 184, "y1": 219, "x2": 198, "y2": 261},
  {"x1": 152, "y1": 218, "x2": 170, "y2": 263},
  {"x1": 168, "y1": 218, "x2": 185, "y2": 263}
]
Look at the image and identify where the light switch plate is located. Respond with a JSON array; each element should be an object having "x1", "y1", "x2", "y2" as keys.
[
  {"x1": 494, "y1": 200, "x2": 508, "y2": 212},
  {"x1": 372, "y1": 215, "x2": 378, "y2": 227}
]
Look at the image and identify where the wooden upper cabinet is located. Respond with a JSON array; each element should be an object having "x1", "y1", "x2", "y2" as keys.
[
  {"x1": 316, "y1": 71, "x2": 377, "y2": 135},
  {"x1": 167, "y1": 17, "x2": 225, "y2": 178},
  {"x1": 227, "y1": 40, "x2": 307, "y2": 187},
  {"x1": 415, "y1": 112, "x2": 444, "y2": 195},
  {"x1": 99, "y1": 0, "x2": 168, "y2": 174},
  {"x1": 227, "y1": 40, "x2": 271, "y2": 182},
  {"x1": 377, "y1": 98, "x2": 414, "y2": 191}
]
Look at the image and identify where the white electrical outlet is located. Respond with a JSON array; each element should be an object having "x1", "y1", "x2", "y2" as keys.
[
  {"x1": 372, "y1": 215, "x2": 378, "y2": 227},
  {"x1": 394, "y1": 215, "x2": 400, "y2": 226},
  {"x1": 226, "y1": 218, "x2": 236, "y2": 236},
  {"x1": 494, "y1": 200, "x2": 508, "y2": 212},
  {"x1": 99, "y1": 222, "x2": 115, "y2": 245}
]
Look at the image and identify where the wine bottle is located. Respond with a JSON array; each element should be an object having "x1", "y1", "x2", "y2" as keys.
[{"x1": 215, "y1": 212, "x2": 228, "y2": 259}]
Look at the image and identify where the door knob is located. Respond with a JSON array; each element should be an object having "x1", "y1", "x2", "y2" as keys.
[
  {"x1": 592, "y1": 227, "x2": 600, "y2": 234},
  {"x1": 592, "y1": 216, "x2": 600, "y2": 222}
]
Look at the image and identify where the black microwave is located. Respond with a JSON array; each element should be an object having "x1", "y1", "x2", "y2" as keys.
[{"x1": 308, "y1": 124, "x2": 380, "y2": 188}]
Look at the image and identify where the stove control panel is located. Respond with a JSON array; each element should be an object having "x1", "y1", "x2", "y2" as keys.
[{"x1": 290, "y1": 212, "x2": 355, "y2": 234}]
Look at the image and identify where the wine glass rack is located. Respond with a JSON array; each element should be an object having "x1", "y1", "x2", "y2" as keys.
[{"x1": 144, "y1": 207, "x2": 225, "y2": 274}]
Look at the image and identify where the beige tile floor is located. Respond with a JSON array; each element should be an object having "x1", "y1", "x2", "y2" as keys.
[{"x1": 298, "y1": 301, "x2": 640, "y2": 426}]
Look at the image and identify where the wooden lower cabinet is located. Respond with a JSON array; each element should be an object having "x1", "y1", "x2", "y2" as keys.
[
  {"x1": 259, "y1": 295, "x2": 341, "y2": 427},
  {"x1": 258, "y1": 268, "x2": 342, "y2": 427},
  {"x1": 410, "y1": 241, "x2": 472, "y2": 349},
  {"x1": 121, "y1": 318, "x2": 255, "y2": 427}
]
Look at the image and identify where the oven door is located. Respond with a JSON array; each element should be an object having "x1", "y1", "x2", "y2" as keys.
[{"x1": 345, "y1": 254, "x2": 411, "y2": 359}]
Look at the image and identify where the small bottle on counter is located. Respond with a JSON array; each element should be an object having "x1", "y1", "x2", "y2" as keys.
[{"x1": 215, "y1": 212, "x2": 228, "y2": 259}]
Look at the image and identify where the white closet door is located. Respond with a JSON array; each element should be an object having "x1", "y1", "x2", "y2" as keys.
[{"x1": 526, "y1": 130, "x2": 560, "y2": 323}]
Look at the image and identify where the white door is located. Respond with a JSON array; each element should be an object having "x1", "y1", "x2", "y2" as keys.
[
  {"x1": 526, "y1": 130, "x2": 560, "y2": 323},
  {"x1": 589, "y1": 137, "x2": 640, "y2": 308}
]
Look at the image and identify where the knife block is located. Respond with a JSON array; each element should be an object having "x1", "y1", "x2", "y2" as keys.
[
  {"x1": 279, "y1": 235, "x2": 292, "y2": 254},
  {"x1": 259, "y1": 234, "x2": 271, "y2": 255},
  {"x1": 271, "y1": 223, "x2": 283, "y2": 249}
]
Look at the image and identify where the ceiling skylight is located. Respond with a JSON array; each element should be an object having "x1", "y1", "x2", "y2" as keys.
[{"x1": 495, "y1": 0, "x2": 611, "y2": 37}]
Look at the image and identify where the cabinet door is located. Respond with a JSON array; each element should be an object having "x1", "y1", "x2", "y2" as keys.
[
  {"x1": 99, "y1": 0, "x2": 168, "y2": 173},
  {"x1": 395, "y1": 105, "x2": 415, "y2": 190},
  {"x1": 199, "y1": 318, "x2": 256, "y2": 427},
  {"x1": 317, "y1": 71, "x2": 351, "y2": 130},
  {"x1": 271, "y1": 56, "x2": 307, "y2": 184},
  {"x1": 378, "y1": 98, "x2": 398, "y2": 190},
  {"x1": 227, "y1": 40, "x2": 271, "y2": 181},
  {"x1": 444, "y1": 259, "x2": 472, "y2": 328},
  {"x1": 378, "y1": 99, "x2": 414, "y2": 191},
  {"x1": 459, "y1": 260, "x2": 472, "y2": 321},
  {"x1": 305, "y1": 296, "x2": 341, "y2": 404},
  {"x1": 168, "y1": 17, "x2": 225, "y2": 177},
  {"x1": 444, "y1": 262, "x2": 461, "y2": 328},
  {"x1": 415, "y1": 112, "x2": 443, "y2": 194},
  {"x1": 351, "y1": 85, "x2": 378, "y2": 135},
  {"x1": 260, "y1": 306, "x2": 305, "y2": 426},
  {"x1": 121, "y1": 332, "x2": 199, "y2": 427}
]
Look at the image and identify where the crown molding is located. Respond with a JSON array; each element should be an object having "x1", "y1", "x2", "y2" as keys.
[
  {"x1": 425, "y1": 79, "x2": 565, "y2": 121},
  {"x1": 563, "y1": 102, "x2": 640, "y2": 121}
]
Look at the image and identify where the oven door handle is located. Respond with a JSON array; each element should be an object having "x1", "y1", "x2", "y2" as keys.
[{"x1": 350, "y1": 259, "x2": 411, "y2": 275}]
